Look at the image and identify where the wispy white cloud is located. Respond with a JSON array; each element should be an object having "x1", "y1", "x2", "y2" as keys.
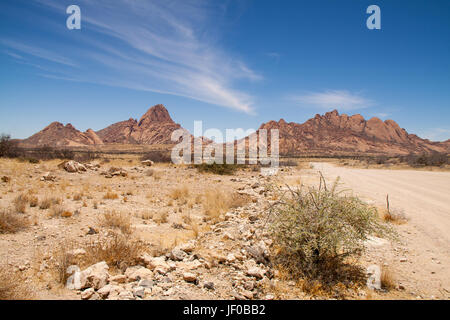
[
  {"x1": 418, "y1": 128, "x2": 450, "y2": 142},
  {"x1": 6, "y1": 0, "x2": 260, "y2": 114},
  {"x1": 265, "y1": 52, "x2": 280, "y2": 62},
  {"x1": 1, "y1": 39, "x2": 77, "y2": 67},
  {"x1": 372, "y1": 112, "x2": 390, "y2": 119},
  {"x1": 288, "y1": 90, "x2": 374, "y2": 111}
]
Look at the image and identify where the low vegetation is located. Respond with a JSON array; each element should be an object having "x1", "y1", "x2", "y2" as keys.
[
  {"x1": 99, "y1": 211, "x2": 133, "y2": 235},
  {"x1": 268, "y1": 177, "x2": 396, "y2": 286},
  {"x1": 0, "y1": 266, "x2": 33, "y2": 299},
  {"x1": 0, "y1": 208, "x2": 29, "y2": 234},
  {"x1": 83, "y1": 233, "x2": 145, "y2": 271},
  {"x1": 195, "y1": 163, "x2": 239, "y2": 175},
  {"x1": 141, "y1": 151, "x2": 172, "y2": 163}
]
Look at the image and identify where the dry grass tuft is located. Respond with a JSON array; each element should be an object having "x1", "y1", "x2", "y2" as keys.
[
  {"x1": 0, "y1": 266, "x2": 34, "y2": 299},
  {"x1": 103, "y1": 191, "x2": 119, "y2": 200},
  {"x1": 73, "y1": 193, "x2": 83, "y2": 201},
  {"x1": 83, "y1": 233, "x2": 145, "y2": 271},
  {"x1": 154, "y1": 210, "x2": 169, "y2": 225},
  {"x1": 0, "y1": 208, "x2": 29, "y2": 234},
  {"x1": 170, "y1": 185, "x2": 189, "y2": 201},
  {"x1": 13, "y1": 193, "x2": 29, "y2": 213},
  {"x1": 99, "y1": 211, "x2": 133, "y2": 234},
  {"x1": 140, "y1": 211, "x2": 153, "y2": 220},
  {"x1": 380, "y1": 266, "x2": 395, "y2": 290},
  {"x1": 52, "y1": 242, "x2": 77, "y2": 284},
  {"x1": 202, "y1": 190, "x2": 231, "y2": 222},
  {"x1": 29, "y1": 195, "x2": 39, "y2": 208},
  {"x1": 39, "y1": 197, "x2": 61, "y2": 210},
  {"x1": 378, "y1": 208, "x2": 407, "y2": 225},
  {"x1": 49, "y1": 205, "x2": 71, "y2": 218}
]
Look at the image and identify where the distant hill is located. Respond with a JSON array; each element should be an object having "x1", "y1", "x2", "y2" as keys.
[{"x1": 19, "y1": 105, "x2": 449, "y2": 155}]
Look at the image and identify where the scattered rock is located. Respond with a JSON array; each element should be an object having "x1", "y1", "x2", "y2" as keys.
[
  {"x1": 141, "y1": 160, "x2": 154, "y2": 167},
  {"x1": 81, "y1": 288, "x2": 95, "y2": 300},
  {"x1": 109, "y1": 274, "x2": 127, "y2": 284},
  {"x1": 41, "y1": 172, "x2": 56, "y2": 181},
  {"x1": 138, "y1": 279, "x2": 154, "y2": 289},
  {"x1": 170, "y1": 247, "x2": 188, "y2": 261},
  {"x1": 86, "y1": 227, "x2": 98, "y2": 235},
  {"x1": 203, "y1": 282, "x2": 215, "y2": 290},
  {"x1": 59, "y1": 160, "x2": 87, "y2": 173},
  {"x1": 246, "y1": 267, "x2": 265, "y2": 280},
  {"x1": 183, "y1": 272, "x2": 197, "y2": 283},
  {"x1": 125, "y1": 266, "x2": 153, "y2": 281}
]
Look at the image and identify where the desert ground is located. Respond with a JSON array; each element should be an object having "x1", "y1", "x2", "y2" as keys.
[
  {"x1": 309, "y1": 162, "x2": 450, "y2": 299},
  {"x1": 0, "y1": 157, "x2": 449, "y2": 300}
]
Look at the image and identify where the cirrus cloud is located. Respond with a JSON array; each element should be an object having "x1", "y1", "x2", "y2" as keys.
[{"x1": 288, "y1": 90, "x2": 374, "y2": 111}]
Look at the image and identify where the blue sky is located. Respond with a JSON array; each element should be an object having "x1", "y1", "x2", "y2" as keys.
[{"x1": 0, "y1": 0, "x2": 449, "y2": 141}]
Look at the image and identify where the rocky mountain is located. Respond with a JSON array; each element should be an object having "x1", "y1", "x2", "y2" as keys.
[
  {"x1": 21, "y1": 122, "x2": 103, "y2": 147},
  {"x1": 251, "y1": 110, "x2": 449, "y2": 155},
  {"x1": 96, "y1": 104, "x2": 184, "y2": 145},
  {"x1": 19, "y1": 105, "x2": 449, "y2": 155}
]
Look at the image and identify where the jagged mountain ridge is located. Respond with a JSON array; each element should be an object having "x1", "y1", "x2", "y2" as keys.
[{"x1": 20, "y1": 105, "x2": 449, "y2": 155}]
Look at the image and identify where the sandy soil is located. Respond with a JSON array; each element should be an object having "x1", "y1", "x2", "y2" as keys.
[
  {"x1": 307, "y1": 162, "x2": 450, "y2": 299},
  {"x1": 1, "y1": 158, "x2": 449, "y2": 300}
]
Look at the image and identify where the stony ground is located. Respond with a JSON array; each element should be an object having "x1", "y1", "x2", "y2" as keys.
[{"x1": 0, "y1": 157, "x2": 447, "y2": 300}]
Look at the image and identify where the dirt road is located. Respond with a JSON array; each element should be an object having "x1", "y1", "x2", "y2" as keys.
[{"x1": 307, "y1": 162, "x2": 450, "y2": 298}]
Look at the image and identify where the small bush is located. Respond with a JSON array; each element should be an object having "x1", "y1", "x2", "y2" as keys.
[
  {"x1": 400, "y1": 152, "x2": 449, "y2": 167},
  {"x1": 0, "y1": 208, "x2": 29, "y2": 234},
  {"x1": 195, "y1": 163, "x2": 239, "y2": 175},
  {"x1": 100, "y1": 211, "x2": 133, "y2": 234},
  {"x1": 0, "y1": 134, "x2": 19, "y2": 158},
  {"x1": 268, "y1": 177, "x2": 395, "y2": 285},
  {"x1": 83, "y1": 233, "x2": 145, "y2": 271}
]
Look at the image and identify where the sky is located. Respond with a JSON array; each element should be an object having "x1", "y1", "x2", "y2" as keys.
[{"x1": 0, "y1": 0, "x2": 449, "y2": 141}]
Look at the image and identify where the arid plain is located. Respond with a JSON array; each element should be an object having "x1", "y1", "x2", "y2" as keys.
[{"x1": 1, "y1": 155, "x2": 449, "y2": 300}]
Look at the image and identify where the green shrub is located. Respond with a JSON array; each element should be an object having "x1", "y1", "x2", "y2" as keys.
[{"x1": 269, "y1": 177, "x2": 395, "y2": 285}]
